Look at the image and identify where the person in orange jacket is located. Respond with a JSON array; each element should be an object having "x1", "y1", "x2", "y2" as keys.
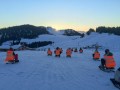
[
  {"x1": 54, "y1": 47, "x2": 61, "y2": 57},
  {"x1": 99, "y1": 49, "x2": 116, "y2": 69},
  {"x1": 66, "y1": 48, "x2": 72, "y2": 57},
  {"x1": 79, "y1": 48, "x2": 83, "y2": 53},
  {"x1": 93, "y1": 50, "x2": 100, "y2": 60},
  {"x1": 47, "y1": 48, "x2": 52, "y2": 56},
  {"x1": 5, "y1": 47, "x2": 15, "y2": 63}
]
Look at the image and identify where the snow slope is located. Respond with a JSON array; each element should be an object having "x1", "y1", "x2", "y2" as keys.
[
  {"x1": 0, "y1": 49, "x2": 119, "y2": 90},
  {"x1": 39, "y1": 32, "x2": 120, "y2": 51},
  {"x1": 1, "y1": 32, "x2": 120, "y2": 52}
]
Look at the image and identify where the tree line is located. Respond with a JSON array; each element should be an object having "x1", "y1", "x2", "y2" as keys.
[
  {"x1": 21, "y1": 41, "x2": 53, "y2": 48},
  {"x1": 86, "y1": 26, "x2": 120, "y2": 35},
  {"x1": 0, "y1": 24, "x2": 50, "y2": 45}
]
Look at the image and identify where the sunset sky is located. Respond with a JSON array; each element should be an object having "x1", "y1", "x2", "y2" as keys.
[{"x1": 0, "y1": 0, "x2": 120, "y2": 31}]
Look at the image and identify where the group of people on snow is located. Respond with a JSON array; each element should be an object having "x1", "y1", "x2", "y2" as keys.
[
  {"x1": 93, "y1": 49, "x2": 116, "y2": 69},
  {"x1": 47, "y1": 47, "x2": 83, "y2": 58},
  {"x1": 4, "y1": 46, "x2": 120, "y2": 88},
  {"x1": 93, "y1": 48, "x2": 120, "y2": 88}
]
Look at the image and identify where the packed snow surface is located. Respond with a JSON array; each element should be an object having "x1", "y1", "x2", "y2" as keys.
[{"x1": 0, "y1": 49, "x2": 119, "y2": 90}]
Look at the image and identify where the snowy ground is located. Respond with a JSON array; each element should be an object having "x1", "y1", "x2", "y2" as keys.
[{"x1": 0, "y1": 49, "x2": 119, "y2": 90}]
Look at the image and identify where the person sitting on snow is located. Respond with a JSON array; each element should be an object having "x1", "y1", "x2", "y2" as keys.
[
  {"x1": 66, "y1": 48, "x2": 72, "y2": 57},
  {"x1": 54, "y1": 47, "x2": 61, "y2": 57},
  {"x1": 14, "y1": 54, "x2": 19, "y2": 62},
  {"x1": 93, "y1": 50, "x2": 100, "y2": 60},
  {"x1": 74, "y1": 48, "x2": 78, "y2": 52},
  {"x1": 5, "y1": 47, "x2": 15, "y2": 63},
  {"x1": 99, "y1": 49, "x2": 116, "y2": 69},
  {"x1": 47, "y1": 48, "x2": 52, "y2": 56},
  {"x1": 79, "y1": 48, "x2": 83, "y2": 53}
]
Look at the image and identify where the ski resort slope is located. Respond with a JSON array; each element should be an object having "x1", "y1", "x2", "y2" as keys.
[
  {"x1": 0, "y1": 50, "x2": 119, "y2": 90},
  {"x1": 1, "y1": 32, "x2": 120, "y2": 52},
  {"x1": 37, "y1": 33, "x2": 120, "y2": 51}
]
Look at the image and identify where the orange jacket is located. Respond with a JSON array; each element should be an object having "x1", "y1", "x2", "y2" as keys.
[
  {"x1": 94, "y1": 52, "x2": 100, "y2": 59},
  {"x1": 5, "y1": 50, "x2": 15, "y2": 62},
  {"x1": 66, "y1": 49, "x2": 72, "y2": 56},
  {"x1": 104, "y1": 56, "x2": 116, "y2": 68},
  {"x1": 47, "y1": 50, "x2": 52, "y2": 55},
  {"x1": 54, "y1": 49, "x2": 61, "y2": 56}
]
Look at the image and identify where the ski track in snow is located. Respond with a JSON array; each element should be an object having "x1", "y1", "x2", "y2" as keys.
[{"x1": 0, "y1": 50, "x2": 119, "y2": 90}]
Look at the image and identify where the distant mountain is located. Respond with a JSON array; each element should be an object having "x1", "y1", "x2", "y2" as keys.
[
  {"x1": 0, "y1": 24, "x2": 85, "y2": 45},
  {"x1": 59, "y1": 29, "x2": 83, "y2": 36},
  {"x1": 0, "y1": 24, "x2": 50, "y2": 45},
  {"x1": 46, "y1": 27, "x2": 84, "y2": 36},
  {"x1": 46, "y1": 27, "x2": 58, "y2": 35}
]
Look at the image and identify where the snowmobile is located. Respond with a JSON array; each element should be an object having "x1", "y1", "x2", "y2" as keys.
[{"x1": 98, "y1": 65, "x2": 115, "y2": 72}]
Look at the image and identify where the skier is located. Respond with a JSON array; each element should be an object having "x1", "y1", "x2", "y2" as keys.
[
  {"x1": 79, "y1": 48, "x2": 83, "y2": 53},
  {"x1": 99, "y1": 49, "x2": 116, "y2": 70},
  {"x1": 66, "y1": 48, "x2": 72, "y2": 57},
  {"x1": 5, "y1": 47, "x2": 15, "y2": 64},
  {"x1": 47, "y1": 48, "x2": 52, "y2": 56},
  {"x1": 54, "y1": 47, "x2": 61, "y2": 57},
  {"x1": 93, "y1": 50, "x2": 100, "y2": 60},
  {"x1": 110, "y1": 67, "x2": 120, "y2": 89}
]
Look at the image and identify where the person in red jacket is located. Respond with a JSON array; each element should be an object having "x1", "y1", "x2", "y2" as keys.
[
  {"x1": 14, "y1": 54, "x2": 19, "y2": 62},
  {"x1": 79, "y1": 48, "x2": 83, "y2": 53},
  {"x1": 47, "y1": 48, "x2": 52, "y2": 56}
]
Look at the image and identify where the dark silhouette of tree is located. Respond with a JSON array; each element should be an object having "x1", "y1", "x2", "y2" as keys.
[
  {"x1": 81, "y1": 33, "x2": 85, "y2": 38},
  {"x1": 23, "y1": 41, "x2": 53, "y2": 48},
  {"x1": 62, "y1": 29, "x2": 83, "y2": 36},
  {"x1": 86, "y1": 28, "x2": 95, "y2": 35},
  {"x1": 0, "y1": 24, "x2": 50, "y2": 45},
  {"x1": 96, "y1": 26, "x2": 120, "y2": 35}
]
